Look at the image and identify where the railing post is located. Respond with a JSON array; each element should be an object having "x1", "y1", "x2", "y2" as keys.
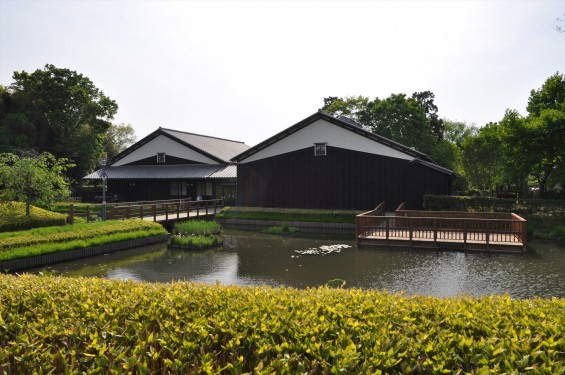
[
  {"x1": 176, "y1": 202, "x2": 180, "y2": 219},
  {"x1": 197, "y1": 201, "x2": 200, "y2": 218},
  {"x1": 386, "y1": 218, "x2": 390, "y2": 245},
  {"x1": 433, "y1": 218, "x2": 437, "y2": 243},
  {"x1": 140, "y1": 205, "x2": 144, "y2": 219},
  {"x1": 206, "y1": 200, "x2": 209, "y2": 216},
  {"x1": 409, "y1": 217, "x2": 413, "y2": 246},
  {"x1": 165, "y1": 204, "x2": 169, "y2": 221},
  {"x1": 126, "y1": 206, "x2": 131, "y2": 219},
  {"x1": 463, "y1": 219, "x2": 467, "y2": 248},
  {"x1": 153, "y1": 204, "x2": 157, "y2": 222}
]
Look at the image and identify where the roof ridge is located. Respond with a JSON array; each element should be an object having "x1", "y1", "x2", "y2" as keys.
[{"x1": 160, "y1": 127, "x2": 246, "y2": 144}]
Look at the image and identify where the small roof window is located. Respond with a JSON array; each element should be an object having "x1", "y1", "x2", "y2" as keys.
[
  {"x1": 314, "y1": 143, "x2": 327, "y2": 156},
  {"x1": 157, "y1": 153, "x2": 166, "y2": 163}
]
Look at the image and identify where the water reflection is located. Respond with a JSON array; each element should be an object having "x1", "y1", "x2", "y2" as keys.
[{"x1": 31, "y1": 231, "x2": 565, "y2": 298}]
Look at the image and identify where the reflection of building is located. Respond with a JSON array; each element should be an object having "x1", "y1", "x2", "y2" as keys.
[
  {"x1": 84, "y1": 127, "x2": 249, "y2": 202},
  {"x1": 232, "y1": 111, "x2": 453, "y2": 209}
]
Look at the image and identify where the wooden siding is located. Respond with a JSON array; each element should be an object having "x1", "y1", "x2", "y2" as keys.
[{"x1": 237, "y1": 146, "x2": 451, "y2": 210}]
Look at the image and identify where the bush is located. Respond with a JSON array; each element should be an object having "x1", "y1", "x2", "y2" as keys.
[
  {"x1": 172, "y1": 220, "x2": 221, "y2": 236},
  {"x1": 0, "y1": 274, "x2": 563, "y2": 374},
  {"x1": 0, "y1": 201, "x2": 67, "y2": 231}
]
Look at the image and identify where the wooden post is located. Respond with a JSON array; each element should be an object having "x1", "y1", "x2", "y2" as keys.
[
  {"x1": 176, "y1": 202, "x2": 180, "y2": 219},
  {"x1": 409, "y1": 217, "x2": 413, "y2": 246},
  {"x1": 433, "y1": 218, "x2": 438, "y2": 244},
  {"x1": 206, "y1": 200, "x2": 209, "y2": 216},
  {"x1": 463, "y1": 219, "x2": 467, "y2": 249},
  {"x1": 153, "y1": 204, "x2": 157, "y2": 222},
  {"x1": 196, "y1": 201, "x2": 200, "y2": 218},
  {"x1": 126, "y1": 206, "x2": 131, "y2": 219},
  {"x1": 140, "y1": 205, "x2": 144, "y2": 219},
  {"x1": 386, "y1": 218, "x2": 390, "y2": 245},
  {"x1": 165, "y1": 204, "x2": 169, "y2": 221}
]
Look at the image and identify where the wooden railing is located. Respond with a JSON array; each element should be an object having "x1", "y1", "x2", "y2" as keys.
[
  {"x1": 68, "y1": 198, "x2": 224, "y2": 223},
  {"x1": 356, "y1": 202, "x2": 527, "y2": 251},
  {"x1": 355, "y1": 202, "x2": 386, "y2": 238}
]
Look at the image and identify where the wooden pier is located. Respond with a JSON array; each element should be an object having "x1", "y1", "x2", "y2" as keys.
[
  {"x1": 356, "y1": 203, "x2": 527, "y2": 253},
  {"x1": 68, "y1": 198, "x2": 224, "y2": 224}
]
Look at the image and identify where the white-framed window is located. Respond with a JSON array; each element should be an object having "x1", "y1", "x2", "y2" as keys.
[
  {"x1": 314, "y1": 143, "x2": 327, "y2": 156},
  {"x1": 157, "y1": 153, "x2": 166, "y2": 163}
]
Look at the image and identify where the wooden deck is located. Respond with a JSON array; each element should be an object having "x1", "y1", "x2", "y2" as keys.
[{"x1": 356, "y1": 203, "x2": 527, "y2": 253}]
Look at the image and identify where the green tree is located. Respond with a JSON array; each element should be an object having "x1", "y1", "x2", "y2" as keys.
[
  {"x1": 462, "y1": 122, "x2": 505, "y2": 195},
  {"x1": 6, "y1": 64, "x2": 118, "y2": 181},
  {"x1": 103, "y1": 123, "x2": 137, "y2": 160},
  {"x1": 0, "y1": 152, "x2": 73, "y2": 216}
]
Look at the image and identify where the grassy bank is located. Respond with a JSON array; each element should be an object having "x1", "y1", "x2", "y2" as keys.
[
  {"x1": 216, "y1": 206, "x2": 358, "y2": 224},
  {"x1": 0, "y1": 274, "x2": 563, "y2": 373},
  {"x1": 169, "y1": 220, "x2": 222, "y2": 250},
  {"x1": 0, "y1": 202, "x2": 67, "y2": 231},
  {"x1": 0, "y1": 219, "x2": 167, "y2": 262}
]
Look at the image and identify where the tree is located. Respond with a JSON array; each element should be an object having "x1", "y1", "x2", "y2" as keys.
[
  {"x1": 0, "y1": 152, "x2": 73, "y2": 216},
  {"x1": 103, "y1": 123, "x2": 137, "y2": 160},
  {"x1": 5, "y1": 64, "x2": 118, "y2": 181}
]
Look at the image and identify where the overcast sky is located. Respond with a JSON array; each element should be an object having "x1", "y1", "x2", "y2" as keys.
[{"x1": 1, "y1": 0, "x2": 564, "y2": 147}]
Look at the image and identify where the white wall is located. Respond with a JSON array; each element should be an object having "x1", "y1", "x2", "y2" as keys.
[
  {"x1": 112, "y1": 134, "x2": 217, "y2": 166},
  {"x1": 240, "y1": 119, "x2": 415, "y2": 163}
]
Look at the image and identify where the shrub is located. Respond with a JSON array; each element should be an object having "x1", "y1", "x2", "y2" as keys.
[
  {"x1": 0, "y1": 201, "x2": 67, "y2": 232},
  {"x1": 0, "y1": 274, "x2": 563, "y2": 374},
  {"x1": 172, "y1": 220, "x2": 221, "y2": 236}
]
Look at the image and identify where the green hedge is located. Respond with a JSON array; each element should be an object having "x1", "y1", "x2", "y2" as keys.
[
  {"x1": 0, "y1": 202, "x2": 67, "y2": 232},
  {"x1": 0, "y1": 219, "x2": 167, "y2": 262},
  {"x1": 423, "y1": 195, "x2": 565, "y2": 215},
  {"x1": 0, "y1": 275, "x2": 562, "y2": 373},
  {"x1": 216, "y1": 206, "x2": 358, "y2": 224}
]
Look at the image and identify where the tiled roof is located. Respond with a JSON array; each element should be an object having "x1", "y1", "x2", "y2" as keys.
[
  {"x1": 160, "y1": 128, "x2": 250, "y2": 163},
  {"x1": 84, "y1": 164, "x2": 236, "y2": 180}
]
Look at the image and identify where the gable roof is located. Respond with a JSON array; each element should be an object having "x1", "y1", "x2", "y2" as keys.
[
  {"x1": 231, "y1": 111, "x2": 449, "y2": 173},
  {"x1": 110, "y1": 127, "x2": 250, "y2": 165}
]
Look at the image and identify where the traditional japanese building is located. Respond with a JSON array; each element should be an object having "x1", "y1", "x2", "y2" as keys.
[
  {"x1": 84, "y1": 127, "x2": 249, "y2": 202},
  {"x1": 231, "y1": 110, "x2": 453, "y2": 210}
]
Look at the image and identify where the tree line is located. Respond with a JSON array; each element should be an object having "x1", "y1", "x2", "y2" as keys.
[
  {"x1": 0, "y1": 64, "x2": 136, "y2": 183},
  {"x1": 322, "y1": 72, "x2": 565, "y2": 198}
]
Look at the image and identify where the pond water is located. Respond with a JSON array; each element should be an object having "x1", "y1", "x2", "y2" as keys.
[{"x1": 32, "y1": 230, "x2": 565, "y2": 299}]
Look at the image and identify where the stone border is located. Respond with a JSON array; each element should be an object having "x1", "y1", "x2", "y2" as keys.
[
  {"x1": 218, "y1": 219, "x2": 355, "y2": 233},
  {"x1": 0, "y1": 234, "x2": 171, "y2": 273}
]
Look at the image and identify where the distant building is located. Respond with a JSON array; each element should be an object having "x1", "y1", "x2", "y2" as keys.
[
  {"x1": 84, "y1": 127, "x2": 249, "y2": 202},
  {"x1": 231, "y1": 111, "x2": 453, "y2": 210}
]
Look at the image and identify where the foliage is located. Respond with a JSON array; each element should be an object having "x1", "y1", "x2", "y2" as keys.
[
  {"x1": 216, "y1": 206, "x2": 358, "y2": 224},
  {"x1": 0, "y1": 201, "x2": 67, "y2": 232},
  {"x1": 0, "y1": 219, "x2": 166, "y2": 262},
  {"x1": 0, "y1": 152, "x2": 73, "y2": 215},
  {"x1": 172, "y1": 220, "x2": 221, "y2": 237},
  {"x1": 263, "y1": 223, "x2": 298, "y2": 235},
  {"x1": 103, "y1": 123, "x2": 137, "y2": 160},
  {"x1": 0, "y1": 64, "x2": 118, "y2": 181},
  {"x1": 0, "y1": 274, "x2": 563, "y2": 373},
  {"x1": 170, "y1": 220, "x2": 222, "y2": 250}
]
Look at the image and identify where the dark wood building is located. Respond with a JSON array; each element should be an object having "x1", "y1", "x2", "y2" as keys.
[
  {"x1": 84, "y1": 128, "x2": 249, "y2": 202},
  {"x1": 231, "y1": 111, "x2": 453, "y2": 210}
]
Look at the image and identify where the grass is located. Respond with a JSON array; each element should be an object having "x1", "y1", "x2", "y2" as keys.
[
  {"x1": 0, "y1": 201, "x2": 67, "y2": 231},
  {"x1": 0, "y1": 274, "x2": 563, "y2": 374},
  {"x1": 216, "y1": 206, "x2": 358, "y2": 224},
  {"x1": 169, "y1": 220, "x2": 222, "y2": 250},
  {"x1": 0, "y1": 219, "x2": 167, "y2": 262}
]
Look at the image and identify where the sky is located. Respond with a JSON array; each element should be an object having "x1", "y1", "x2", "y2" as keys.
[{"x1": 1, "y1": 0, "x2": 564, "y2": 147}]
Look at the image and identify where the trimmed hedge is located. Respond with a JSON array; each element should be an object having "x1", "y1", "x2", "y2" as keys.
[
  {"x1": 0, "y1": 202, "x2": 67, "y2": 232},
  {"x1": 216, "y1": 206, "x2": 358, "y2": 224},
  {"x1": 0, "y1": 219, "x2": 167, "y2": 262},
  {"x1": 0, "y1": 275, "x2": 563, "y2": 373}
]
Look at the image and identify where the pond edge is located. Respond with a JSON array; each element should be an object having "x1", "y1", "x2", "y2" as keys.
[{"x1": 0, "y1": 234, "x2": 171, "y2": 273}]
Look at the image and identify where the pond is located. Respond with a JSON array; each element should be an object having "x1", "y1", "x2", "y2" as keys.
[{"x1": 32, "y1": 229, "x2": 565, "y2": 299}]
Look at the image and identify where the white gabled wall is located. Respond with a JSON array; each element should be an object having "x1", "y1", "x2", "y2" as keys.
[
  {"x1": 240, "y1": 119, "x2": 415, "y2": 163},
  {"x1": 112, "y1": 134, "x2": 217, "y2": 166}
]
